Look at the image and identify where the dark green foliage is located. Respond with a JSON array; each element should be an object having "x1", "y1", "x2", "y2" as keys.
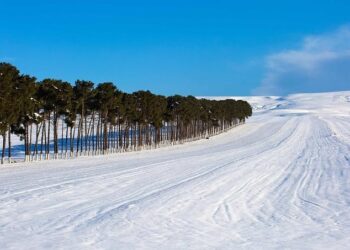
[
  {"x1": 0, "y1": 62, "x2": 252, "y2": 163},
  {"x1": 0, "y1": 63, "x2": 20, "y2": 134}
]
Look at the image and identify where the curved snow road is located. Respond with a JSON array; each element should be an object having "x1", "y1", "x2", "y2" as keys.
[{"x1": 0, "y1": 92, "x2": 349, "y2": 249}]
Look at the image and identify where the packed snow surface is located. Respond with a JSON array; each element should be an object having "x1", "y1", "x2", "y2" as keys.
[{"x1": 1, "y1": 91, "x2": 350, "y2": 249}]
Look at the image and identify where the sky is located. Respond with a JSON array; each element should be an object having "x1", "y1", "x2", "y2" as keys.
[{"x1": 1, "y1": 0, "x2": 350, "y2": 96}]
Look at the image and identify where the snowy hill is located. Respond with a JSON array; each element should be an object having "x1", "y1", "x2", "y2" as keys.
[{"x1": 0, "y1": 91, "x2": 350, "y2": 249}]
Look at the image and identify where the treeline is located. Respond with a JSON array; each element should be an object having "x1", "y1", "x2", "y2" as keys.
[{"x1": 0, "y1": 62, "x2": 252, "y2": 164}]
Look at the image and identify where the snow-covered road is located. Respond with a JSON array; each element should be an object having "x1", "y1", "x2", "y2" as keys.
[{"x1": 0, "y1": 92, "x2": 350, "y2": 249}]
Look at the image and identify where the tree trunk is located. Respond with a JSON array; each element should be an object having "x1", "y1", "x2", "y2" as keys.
[
  {"x1": 47, "y1": 112, "x2": 51, "y2": 160},
  {"x1": 41, "y1": 120, "x2": 45, "y2": 161},
  {"x1": 69, "y1": 126, "x2": 73, "y2": 157},
  {"x1": 34, "y1": 123, "x2": 39, "y2": 160},
  {"x1": 96, "y1": 114, "x2": 100, "y2": 154},
  {"x1": 65, "y1": 124, "x2": 69, "y2": 158},
  {"x1": 24, "y1": 124, "x2": 28, "y2": 162},
  {"x1": 1, "y1": 132, "x2": 6, "y2": 164},
  {"x1": 103, "y1": 114, "x2": 108, "y2": 154},
  {"x1": 8, "y1": 126, "x2": 11, "y2": 163},
  {"x1": 53, "y1": 112, "x2": 58, "y2": 159},
  {"x1": 61, "y1": 118, "x2": 64, "y2": 159},
  {"x1": 85, "y1": 115, "x2": 88, "y2": 155},
  {"x1": 29, "y1": 124, "x2": 33, "y2": 161},
  {"x1": 76, "y1": 117, "x2": 81, "y2": 156}
]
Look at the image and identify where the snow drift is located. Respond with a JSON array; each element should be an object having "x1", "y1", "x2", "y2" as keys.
[{"x1": 0, "y1": 91, "x2": 349, "y2": 249}]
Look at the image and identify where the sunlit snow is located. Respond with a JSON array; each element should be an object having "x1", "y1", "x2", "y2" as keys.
[{"x1": 0, "y1": 91, "x2": 349, "y2": 249}]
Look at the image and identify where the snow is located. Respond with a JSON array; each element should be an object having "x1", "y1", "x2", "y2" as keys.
[{"x1": 1, "y1": 91, "x2": 350, "y2": 249}]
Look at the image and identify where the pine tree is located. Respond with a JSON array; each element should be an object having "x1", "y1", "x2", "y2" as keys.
[
  {"x1": 95, "y1": 82, "x2": 120, "y2": 154},
  {"x1": 0, "y1": 63, "x2": 20, "y2": 164},
  {"x1": 0, "y1": 62, "x2": 253, "y2": 164}
]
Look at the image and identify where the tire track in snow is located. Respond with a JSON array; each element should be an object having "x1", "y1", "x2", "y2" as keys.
[{"x1": 1, "y1": 92, "x2": 350, "y2": 249}]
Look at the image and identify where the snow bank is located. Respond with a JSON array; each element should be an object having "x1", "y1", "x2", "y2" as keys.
[{"x1": 0, "y1": 91, "x2": 349, "y2": 249}]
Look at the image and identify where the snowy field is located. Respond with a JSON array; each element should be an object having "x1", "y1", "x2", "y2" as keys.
[{"x1": 0, "y1": 91, "x2": 350, "y2": 249}]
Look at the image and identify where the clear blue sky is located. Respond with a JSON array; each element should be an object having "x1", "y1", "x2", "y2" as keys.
[{"x1": 1, "y1": 0, "x2": 350, "y2": 96}]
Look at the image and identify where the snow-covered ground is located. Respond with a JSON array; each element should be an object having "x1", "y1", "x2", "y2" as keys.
[{"x1": 0, "y1": 91, "x2": 350, "y2": 249}]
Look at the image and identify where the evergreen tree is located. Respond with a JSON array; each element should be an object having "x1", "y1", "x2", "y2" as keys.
[
  {"x1": 95, "y1": 82, "x2": 120, "y2": 154},
  {"x1": 0, "y1": 63, "x2": 20, "y2": 164},
  {"x1": 12, "y1": 74, "x2": 37, "y2": 161},
  {"x1": 0, "y1": 62, "x2": 253, "y2": 164}
]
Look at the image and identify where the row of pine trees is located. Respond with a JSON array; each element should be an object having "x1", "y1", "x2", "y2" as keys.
[{"x1": 0, "y1": 62, "x2": 252, "y2": 164}]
